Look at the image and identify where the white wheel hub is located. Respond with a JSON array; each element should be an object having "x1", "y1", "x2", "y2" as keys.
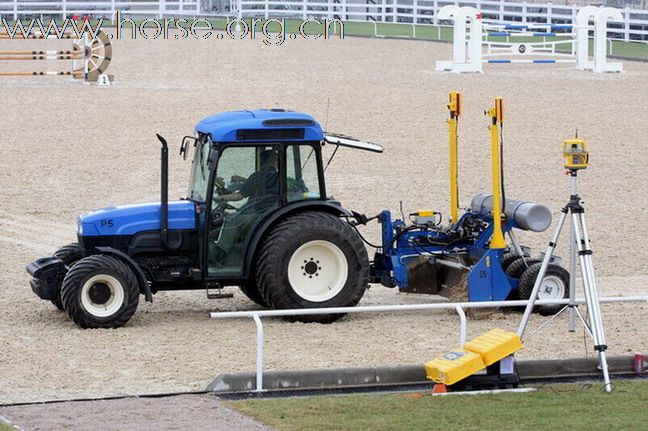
[
  {"x1": 80, "y1": 274, "x2": 125, "y2": 317},
  {"x1": 537, "y1": 275, "x2": 565, "y2": 300},
  {"x1": 287, "y1": 240, "x2": 348, "y2": 302}
]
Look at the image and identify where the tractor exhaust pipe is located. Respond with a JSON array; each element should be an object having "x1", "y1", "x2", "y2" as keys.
[{"x1": 157, "y1": 133, "x2": 170, "y2": 249}]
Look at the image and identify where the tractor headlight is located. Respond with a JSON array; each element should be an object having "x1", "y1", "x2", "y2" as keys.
[{"x1": 77, "y1": 223, "x2": 83, "y2": 236}]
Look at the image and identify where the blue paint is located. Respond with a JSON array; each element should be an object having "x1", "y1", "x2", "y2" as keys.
[
  {"x1": 533, "y1": 59, "x2": 557, "y2": 63},
  {"x1": 488, "y1": 59, "x2": 512, "y2": 63},
  {"x1": 78, "y1": 201, "x2": 196, "y2": 236},
  {"x1": 196, "y1": 109, "x2": 324, "y2": 142}
]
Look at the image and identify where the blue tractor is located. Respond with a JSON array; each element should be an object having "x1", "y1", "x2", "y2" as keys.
[
  {"x1": 27, "y1": 109, "x2": 385, "y2": 328},
  {"x1": 26, "y1": 97, "x2": 569, "y2": 329}
]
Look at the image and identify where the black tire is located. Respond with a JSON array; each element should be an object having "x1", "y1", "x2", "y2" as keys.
[
  {"x1": 61, "y1": 254, "x2": 140, "y2": 329},
  {"x1": 256, "y1": 212, "x2": 369, "y2": 324},
  {"x1": 518, "y1": 262, "x2": 569, "y2": 316},
  {"x1": 239, "y1": 281, "x2": 267, "y2": 307},
  {"x1": 51, "y1": 243, "x2": 83, "y2": 311},
  {"x1": 501, "y1": 252, "x2": 521, "y2": 272},
  {"x1": 505, "y1": 257, "x2": 540, "y2": 279}
]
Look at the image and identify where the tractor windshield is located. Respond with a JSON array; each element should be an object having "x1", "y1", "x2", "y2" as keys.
[{"x1": 188, "y1": 135, "x2": 211, "y2": 201}]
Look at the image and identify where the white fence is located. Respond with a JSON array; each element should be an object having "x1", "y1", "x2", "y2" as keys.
[
  {"x1": 0, "y1": 0, "x2": 203, "y2": 20},
  {"x1": 1, "y1": 0, "x2": 648, "y2": 41},
  {"x1": 211, "y1": 295, "x2": 648, "y2": 392},
  {"x1": 235, "y1": 0, "x2": 648, "y2": 41}
]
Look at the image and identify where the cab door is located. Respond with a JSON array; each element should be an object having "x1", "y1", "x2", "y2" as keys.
[{"x1": 206, "y1": 145, "x2": 281, "y2": 277}]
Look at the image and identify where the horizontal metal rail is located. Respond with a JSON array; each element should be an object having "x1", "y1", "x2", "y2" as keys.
[{"x1": 211, "y1": 295, "x2": 648, "y2": 392}]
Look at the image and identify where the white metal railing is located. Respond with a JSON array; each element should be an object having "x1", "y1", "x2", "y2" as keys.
[
  {"x1": 0, "y1": 0, "x2": 647, "y2": 43},
  {"x1": 211, "y1": 295, "x2": 648, "y2": 392},
  {"x1": 232, "y1": 0, "x2": 648, "y2": 42}
]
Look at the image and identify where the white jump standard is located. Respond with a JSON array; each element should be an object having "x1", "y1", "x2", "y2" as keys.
[{"x1": 436, "y1": 5, "x2": 624, "y2": 74}]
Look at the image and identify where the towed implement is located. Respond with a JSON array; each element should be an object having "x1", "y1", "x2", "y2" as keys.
[{"x1": 27, "y1": 94, "x2": 569, "y2": 328}]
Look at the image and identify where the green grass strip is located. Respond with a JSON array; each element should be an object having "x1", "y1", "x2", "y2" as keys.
[{"x1": 227, "y1": 379, "x2": 648, "y2": 431}]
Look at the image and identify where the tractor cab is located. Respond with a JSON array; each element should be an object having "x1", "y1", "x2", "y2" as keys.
[{"x1": 187, "y1": 110, "x2": 328, "y2": 278}]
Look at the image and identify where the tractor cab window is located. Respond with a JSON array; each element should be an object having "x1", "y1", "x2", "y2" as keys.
[
  {"x1": 286, "y1": 144, "x2": 321, "y2": 202},
  {"x1": 207, "y1": 145, "x2": 280, "y2": 275},
  {"x1": 188, "y1": 135, "x2": 211, "y2": 202}
]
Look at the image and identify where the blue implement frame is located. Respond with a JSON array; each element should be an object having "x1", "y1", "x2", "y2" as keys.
[{"x1": 371, "y1": 209, "x2": 521, "y2": 302}]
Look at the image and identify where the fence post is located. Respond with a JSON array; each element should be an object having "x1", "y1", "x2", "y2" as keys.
[
  {"x1": 455, "y1": 304, "x2": 467, "y2": 346},
  {"x1": 303, "y1": 0, "x2": 307, "y2": 20},
  {"x1": 624, "y1": 8, "x2": 630, "y2": 42},
  {"x1": 522, "y1": 1, "x2": 527, "y2": 24},
  {"x1": 13, "y1": 0, "x2": 18, "y2": 22},
  {"x1": 253, "y1": 314, "x2": 265, "y2": 392},
  {"x1": 432, "y1": 0, "x2": 438, "y2": 25},
  {"x1": 160, "y1": 0, "x2": 167, "y2": 20}
]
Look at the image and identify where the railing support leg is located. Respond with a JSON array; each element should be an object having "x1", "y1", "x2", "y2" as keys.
[
  {"x1": 252, "y1": 314, "x2": 265, "y2": 392},
  {"x1": 456, "y1": 304, "x2": 467, "y2": 346}
]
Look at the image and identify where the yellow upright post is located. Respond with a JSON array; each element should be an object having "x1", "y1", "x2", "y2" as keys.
[
  {"x1": 447, "y1": 91, "x2": 461, "y2": 224},
  {"x1": 486, "y1": 97, "x2": 506, "y2": 249}
]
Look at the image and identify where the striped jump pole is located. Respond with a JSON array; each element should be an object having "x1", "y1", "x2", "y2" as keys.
[{"x1": 0, "y1": 31, "x2": 112, "y2": 83}]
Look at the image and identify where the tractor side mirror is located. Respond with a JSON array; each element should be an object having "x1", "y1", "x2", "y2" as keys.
[{"x1": 180, "y1": 136, "x2": 197, "y2": 160}]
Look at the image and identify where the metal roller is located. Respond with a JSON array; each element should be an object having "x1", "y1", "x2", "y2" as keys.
[{"x1": 470, "y1": 193, "x2": 552, "y2": 232}]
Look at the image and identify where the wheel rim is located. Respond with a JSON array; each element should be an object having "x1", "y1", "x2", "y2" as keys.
[
  {"x1": 287, "y1": 240, "x2": 348, "y2": 302},
  {"x1": 80, "y1": 274, "x2": 125, "y2": 317},
  {"x1": 537, "y1": 275, "x2": 565, "y2": 300}
]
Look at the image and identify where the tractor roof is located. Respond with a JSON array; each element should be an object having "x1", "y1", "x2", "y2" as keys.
[{"x1": 196, "y1": 109, "x2": 324, "y2": 142}]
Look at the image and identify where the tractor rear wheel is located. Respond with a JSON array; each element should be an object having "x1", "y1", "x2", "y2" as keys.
[
  {"x1": 239, "y1": 282, "x2": 267, "y2": 307},
  {"x1": 51, "y1": 243, "x2": 83, "y2": 311},
  {"x1": 256, "y1": 212, "x2": 369, "y2": 323},
  {"x1": 61, "y1": 254, "x2": 140, "y2": 329},
  {"x1": 518, "y1": 262, "x2": 569, "y2": 316}
]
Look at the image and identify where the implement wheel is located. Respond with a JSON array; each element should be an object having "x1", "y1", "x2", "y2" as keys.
[
  {"x1": 256, "y1": 212, "x2": 369, "y2": 323},
  {"x1": 51, "y1": 243, "x2": 82, "y2": 311},
  {"x1": 506, "y1": 257, "x2": 540, "y2": 279},
  {"x1": 518, "y1": 262, "x2": 569, "y2": 316},
  {"x1": 61, "y1": 254, "x2": 139, "y2": 328}
]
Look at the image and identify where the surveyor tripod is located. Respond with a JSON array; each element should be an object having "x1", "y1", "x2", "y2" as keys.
[{"x1": 517, "y1": 164, "x2": 611, "y2": 392}]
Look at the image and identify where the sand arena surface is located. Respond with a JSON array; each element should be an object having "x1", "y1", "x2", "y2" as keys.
[{"x1": 0, "y1": 31, "x2": 647, "y2": 404}]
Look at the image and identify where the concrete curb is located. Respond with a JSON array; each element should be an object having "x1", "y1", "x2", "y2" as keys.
[{"x1": 207, "y1": 355, "x2": 644, "y2": 393}]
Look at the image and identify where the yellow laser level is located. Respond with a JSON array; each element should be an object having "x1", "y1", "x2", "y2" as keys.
[{"x1": 563, "y1": 137, "x2": 589, "y2": 170}]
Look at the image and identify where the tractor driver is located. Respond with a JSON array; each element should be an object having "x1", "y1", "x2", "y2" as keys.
[{"x1": 218, "y1": 149, "x2": 279, "y2": 202}]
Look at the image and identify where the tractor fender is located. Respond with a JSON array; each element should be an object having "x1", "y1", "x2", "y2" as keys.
[
  {"x1": 95, "y1": 246, "x2": 153, "y2": 302},
  {"x1": 243, "y1": 201, "x2": 352, "y2": 279}
]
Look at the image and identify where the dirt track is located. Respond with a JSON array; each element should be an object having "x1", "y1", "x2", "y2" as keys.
[{"x1": 1, "y1": 31, "x2": 647, "y2": 405}]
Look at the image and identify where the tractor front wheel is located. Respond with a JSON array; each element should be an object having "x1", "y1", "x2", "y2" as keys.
[
  {"x1": 256, "y1": 212, "x2": 369, "y2": 323},
  {"x1": 51, "y1": 243, "x2": 83, "y2": 311},
  {"x1": 61, "y1": 255, "x2": 140, "y2": 329}
]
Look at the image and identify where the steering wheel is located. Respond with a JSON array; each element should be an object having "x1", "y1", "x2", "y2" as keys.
[{"x1": 215, "y1": 199, "x2": 238, "y2": 211}]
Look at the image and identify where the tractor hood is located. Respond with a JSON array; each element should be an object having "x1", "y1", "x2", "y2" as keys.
[{"x1": 77, "y1": 201, "x2": 196, "y2": 237}]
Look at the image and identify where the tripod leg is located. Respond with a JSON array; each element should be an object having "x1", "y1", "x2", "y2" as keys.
[
  {"x1": 568, "y1": 214, "x2": 577, "y2": 332},
  {"x1": 572, "y1": 211, "x2": 611, "y2": 392},
  {"x1": 517, "y1": 209, "x2": 568, "y2": 338}
]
